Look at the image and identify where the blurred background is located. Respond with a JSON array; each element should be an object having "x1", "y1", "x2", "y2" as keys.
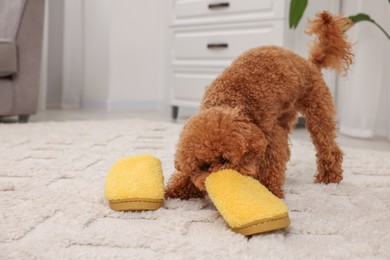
[{"x1": 1, "y1": 0, "x2": 389, "y2": 141}]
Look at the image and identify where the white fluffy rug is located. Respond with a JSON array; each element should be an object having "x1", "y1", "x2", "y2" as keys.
[{"x1": 1, "y1": 119, "x2": 389, "y2": 259}]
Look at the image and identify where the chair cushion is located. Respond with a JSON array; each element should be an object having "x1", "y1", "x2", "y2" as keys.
[
  {"x1": 0, "y1": 40, "x2": 17, "y2": 77},
  {"x1": 0, "y1": 0, "x2": 27, "y2": 40},
  {"x1": 0, "y1": 0, "x2": 26, "y2": 78}
]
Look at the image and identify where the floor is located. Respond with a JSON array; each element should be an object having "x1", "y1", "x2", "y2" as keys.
[{"x1": 2, "y1": 108, "x2": 390, "y2": 152}]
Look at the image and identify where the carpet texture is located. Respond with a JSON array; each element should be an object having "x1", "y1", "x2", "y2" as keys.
[{"x1": 0, "y1": 119, "x2": 389, "y2": 259}]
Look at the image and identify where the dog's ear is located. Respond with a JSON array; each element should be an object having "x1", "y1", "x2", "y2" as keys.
[
  {"x1": 244, "y1": 122, "x2": 267, "y2": 155},
  {"x1": 232, "y1": 109, "x2": 267, "y2": 156}
]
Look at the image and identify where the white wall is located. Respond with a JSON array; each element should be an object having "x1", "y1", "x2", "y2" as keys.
[
  {"x1": 107, "y1": 0, "x2": 168, "y2": 110},
  {"x1": 81, "y1": 0, "x2": 111, "y2": 108},
  {"x1": 38, "y1": 0, "x2": 48, "y2": 110},
  {"x1": 61, "y1": 0, "x2": 84, "y2": 109},
  {"x1": 77, "y1": 0, "x2": 169, "y2": 111},
  {"x1": 338, "y1": 0, "x2": 390, "y2": 137},
  {"x1": 45, "y1": 0, "x2": 64, "y2": 109},
  {"x1": 41, "y1": 0, "x2": 169, "y2": 111},
  {"x1": 338, "y1": 0, "x2": 390, "y2": 110}
]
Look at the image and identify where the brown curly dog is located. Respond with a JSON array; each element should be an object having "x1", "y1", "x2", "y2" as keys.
[{"x1": 166, "y1": 12, "x2": 354, "y2": 199}]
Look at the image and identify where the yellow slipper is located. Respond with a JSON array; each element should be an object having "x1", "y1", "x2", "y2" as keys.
[
  {"x1": 104, "y1": 155, "x2": 164, "y2": 211},
  {"x1": 205, "y1": 169, "x2": 290, "y2": 236}
]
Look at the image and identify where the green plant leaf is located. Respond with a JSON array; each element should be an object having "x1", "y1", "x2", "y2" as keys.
[
  {"x1": 348, "y1": 13, "x2": 373, "y2": 24},
  {"x1": 349, "y1": 13, "x2": 390, "y2": 40},
  {"x1": 289, "y1": 0, "x2": 308, "y2": 29}
]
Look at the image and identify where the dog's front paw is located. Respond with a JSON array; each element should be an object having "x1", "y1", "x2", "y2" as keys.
[
  {"x1": 165, "y1": 171, "x2": 206, "y2": 200},
  {"x1": 266, "y1": 185, "x2": 284, "y2": 199}
]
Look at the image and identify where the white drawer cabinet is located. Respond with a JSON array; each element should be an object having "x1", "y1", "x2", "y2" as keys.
[
  {"x1": 173, "y1": 21, "x2": 285, "y2": 62},
  {"x1": 172, "y1": 0, "x2": 286, "y2": 26},
  {"x1": 168, "y1": 0, "x2": 291, "y2": 119},
  {"x1": 171, "y1": 70, "x2": 220, "y2": 104}
]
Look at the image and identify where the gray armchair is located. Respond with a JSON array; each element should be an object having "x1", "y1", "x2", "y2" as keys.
[{"x1": 0, "y1": 0, "x2": 45, "y2": 122}]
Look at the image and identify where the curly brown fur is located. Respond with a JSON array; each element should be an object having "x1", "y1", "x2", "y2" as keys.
[
  {"x1": 306, "y1": 12, "x2": 354, "y2": 74},
  {"x1": 165, "y1": 11, "x2": 353, "y2": 199}
]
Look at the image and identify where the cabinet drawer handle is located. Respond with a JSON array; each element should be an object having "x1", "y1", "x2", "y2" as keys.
[
  {"x1": 207, "y1": 43, "x2": 228, "y2": 49},
  {"x1": 208, "y1": 2, "x2": 230, "y2": 9}
]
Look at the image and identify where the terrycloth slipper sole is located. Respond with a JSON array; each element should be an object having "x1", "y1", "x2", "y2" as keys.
[
  {"x1": 108, "y1": 198, "x2": 163, "y2": 211},
  {"x1": 231, "y1": 213, "x2": 290, "y2": 236}
]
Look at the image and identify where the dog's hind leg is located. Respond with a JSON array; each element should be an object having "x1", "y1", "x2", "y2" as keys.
[{"x1": 300, "y1": 78, "x2": 343, "y2": 184}]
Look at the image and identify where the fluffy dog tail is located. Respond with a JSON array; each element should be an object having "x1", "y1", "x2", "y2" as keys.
[{"x1": 306, "y1": 11, "x2": 354, "y2": 75}]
